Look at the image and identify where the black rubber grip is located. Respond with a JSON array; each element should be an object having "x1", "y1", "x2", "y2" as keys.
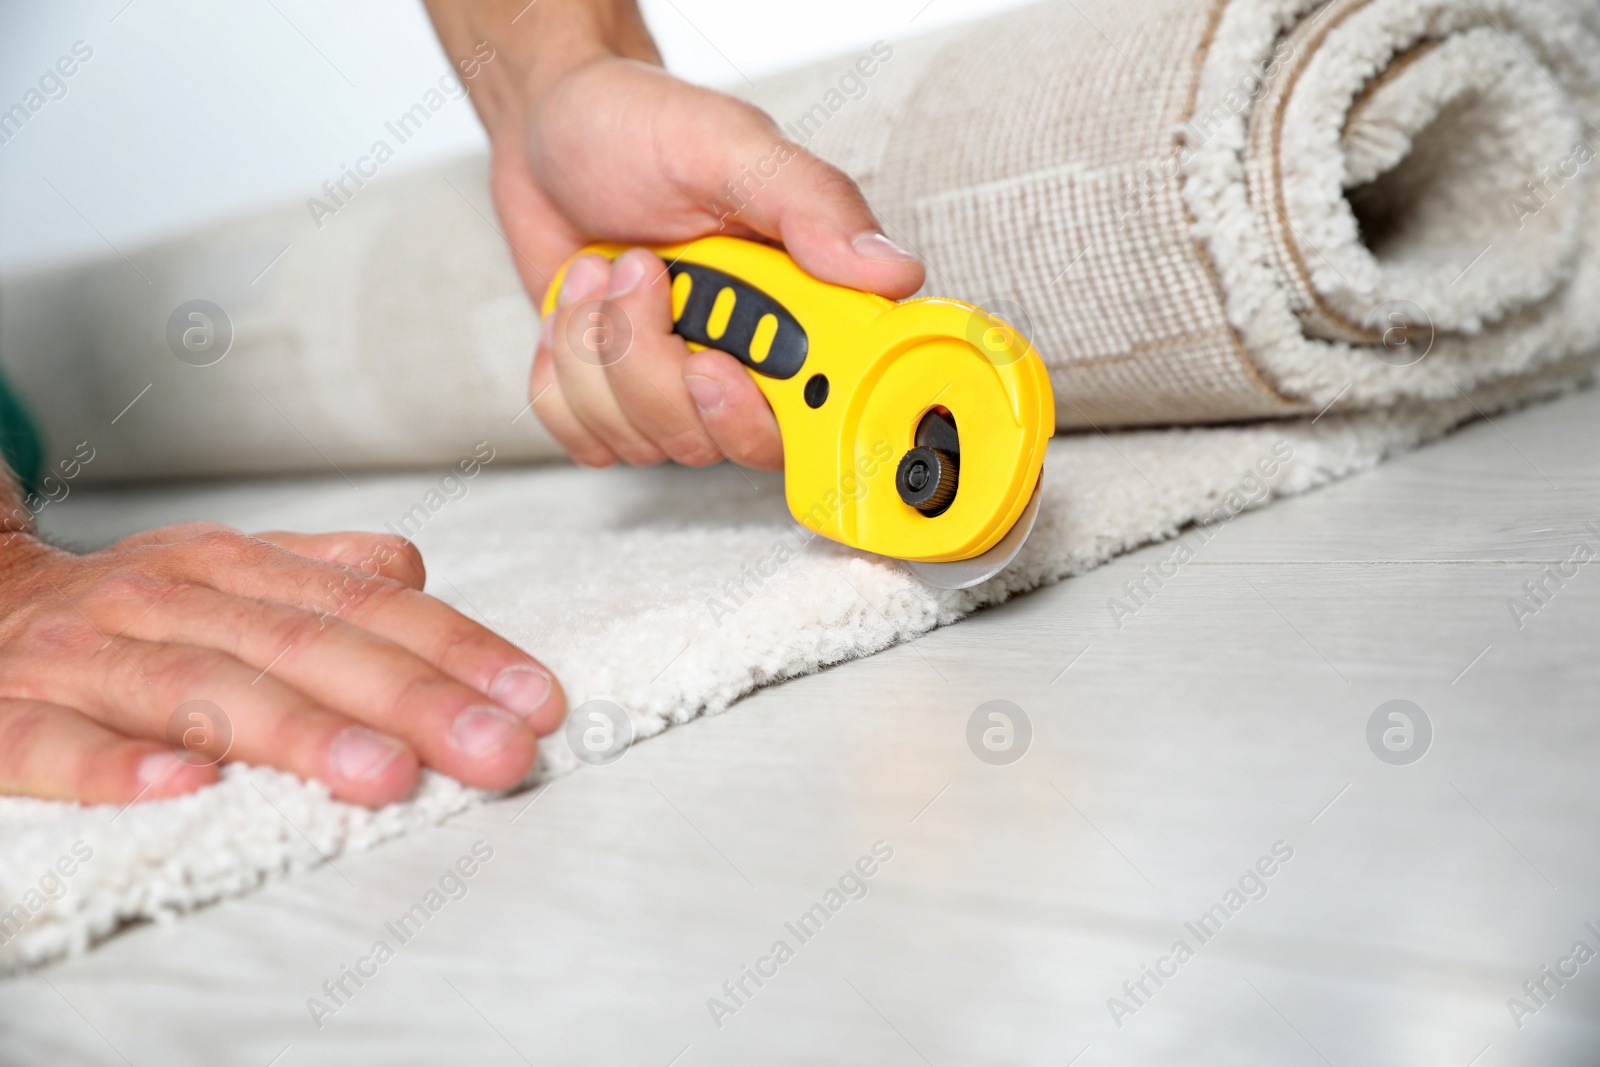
[{"x1": 666, "y1": 262, "x2": 808, "y2": 380}]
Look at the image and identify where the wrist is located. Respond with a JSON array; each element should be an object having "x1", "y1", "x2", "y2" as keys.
[
  {"x1": 0, "y1": 491, "x2": 49, "y2": 584},
  {"x1": 424, "y1": 0, "x2": 660, "y2": 146}
]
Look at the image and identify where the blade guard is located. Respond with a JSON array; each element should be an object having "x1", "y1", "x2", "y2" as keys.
[{"x1": 540, "y1": 236, "x2": 1054, "y2": 564}]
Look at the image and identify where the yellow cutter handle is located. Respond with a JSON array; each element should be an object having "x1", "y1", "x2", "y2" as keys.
[{"x1": 540, "y1": 237, "x2": 1054, "y2": 563}]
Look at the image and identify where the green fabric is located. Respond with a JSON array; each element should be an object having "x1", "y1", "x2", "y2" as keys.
[
  {"x1": 0, "y1": 368, "x2": 42, "y2": 495},
  {"x1": 0, "y1": 290, "x2": 43, "y2": 495}
]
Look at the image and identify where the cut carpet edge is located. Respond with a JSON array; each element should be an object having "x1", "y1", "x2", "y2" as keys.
[{"x1": 0, "y1": 359, "x2": 1592, "y2": 974}]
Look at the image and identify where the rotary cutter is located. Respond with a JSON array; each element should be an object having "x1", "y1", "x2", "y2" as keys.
[{"x1": 540, "y1": 236, "x2": 1054, "y2": 589}]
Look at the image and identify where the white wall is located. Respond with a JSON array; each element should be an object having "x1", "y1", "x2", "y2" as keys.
[{"x1": 0, "y1": 0, "x2": 1035, "y2": 273}]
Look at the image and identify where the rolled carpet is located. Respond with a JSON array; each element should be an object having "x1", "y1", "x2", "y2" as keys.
[
  {"x1": 753, "y1": 0, "x2": 1600, "y2": 428},
  {"x1": 5, "y1": 0, "x2": 1598, "y2": 478}
]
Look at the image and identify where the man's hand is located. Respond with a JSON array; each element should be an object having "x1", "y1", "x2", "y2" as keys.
[
  {"x1": 425, "y1": 0, "x2": 924, "y2": 470},
  {"x1": 0, "y1": 524, "x2": 564, "y2": 806}
]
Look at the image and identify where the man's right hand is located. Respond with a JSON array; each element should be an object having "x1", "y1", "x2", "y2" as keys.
[
  {"x1": 423, "y1": 0, "x2": 925, "y2": 472},
  {"x1": 0, "y1": 523, "x2": 564, "y2": 807}
]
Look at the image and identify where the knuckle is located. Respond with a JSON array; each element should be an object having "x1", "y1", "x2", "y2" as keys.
[
  {"x1": 533, "y1": 408, "x2": 563, "y2": 441},
  {"x1": 376, "y1": 536, "x2": 426, "y2": 580},
  {"x1": 808, "y1": 161, "x2": 866, "y2": 202},
  {"x1": 391, "y1": 670, "x2": 454, "y2": 720},
  {"x1": 8, "y1": 610, "x2": 101, "y2": 664},
  {"x1": 680, "y1": 447, "x2": 727, "y2": 468},
  {"x1": 189, "y1": 527, "x2": 272, "y2": 563},
  {"x1": 608, "y1": 429, "x2": 668, "y2": 467},
  {"x1": 145, "y1": 643, "x2": 226, "y2": 697},
  {"x1": 545, "y1": 422, "x2": 617, "y2": 468},
  {"x1": 725, "y1": 435, "x2": 775, "y2": 469},
  {"x1": 727, "y1": 95, "x2": 780, "y2": 133},
  {"x1": 263, "y1": 606, "x2": 325, "y2": 657},
  {"x1": 345, "y1": 533, "x2": 417, "y2": 577},
  {"x1": 661, "y1": 442, "x2": 706, "y2": 466},
  {"x1": 73, "y1": 744, "x2": 124, "y2": 801},
  {"x1": 375, "y1": 533, "x2": 421, "y2": 562},
  {"x1": 172, "y1": 521, "x2": 233, "y2": 536},
  {"x1": 327, "y1": 571, "x2": 406, "y2": 621},
  {"x1": 571, "y1": 446, "x2": 618, "y2": 469},
  {"x1": 122, "y1": 521, "x2": 231, "y2": 546},
  {"x1": 298, "y1": 562, "x2": 357, "y2": 615},
  {"x1": 87, "y1": 569, "x2": 177, "y2": 612},
  {"x1": 429, "y1": 622, "x2": 483, "y2": 677},
  {"x1": 0, "y1": 703, "x2": 55, "y2": 770},
  {"x1": 661, "y1": 427, "x2": 721, "y2": 466},
  {"x1": 620, "y1": 446, "x2": 668, "y2": 468},
  {"x1": 0, "y1": 601, "x2": 103, "y2": 675},
  {"x1": 187, "y1": 524, "x2": 247, "y2": 545},
  {"x1": 260, "y1": 698, "x2": 320, "y2": 763}
]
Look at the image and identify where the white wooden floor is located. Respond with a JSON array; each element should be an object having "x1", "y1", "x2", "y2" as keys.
[{"x1": 2, "y1": 387, "x2": 1598, "y2": 1066}]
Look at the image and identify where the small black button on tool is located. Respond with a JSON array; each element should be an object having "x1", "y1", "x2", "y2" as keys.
[
  {"x1": 896, "y1": 446, "x2": 958, "y2": 514},
  {"x1": 804, "y1": 374, "x2": 829, "y2": 408}
]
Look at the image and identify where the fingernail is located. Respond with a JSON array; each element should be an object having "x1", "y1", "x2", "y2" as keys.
[
  {"x1": 559, "y1": 257, "x2": 608, "y2": 306},
  {"x1": 684, "y1": 375, "x2": 724, "y2": 413},
  {"x1": 138, "y1": 751, "x2": 185, "y2": 787},
  {"x1": 489, "y1": 665, "x2": 553, "y2": 717},
  {"x1": 331, "y1": 726, "x2": 405, "y2": 782},
  {"x1": 607, "y1": 252, "x2": 646, "y2": 298},
  {"x1": 852, "y1": 231, "x2": 919, "y2": 262},
  {"x1": 452, "y1": 705, "x2": 522, "y2": 759}
]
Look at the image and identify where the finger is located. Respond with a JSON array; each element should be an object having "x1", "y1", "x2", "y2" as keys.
[
  {"x1": 531, "y1": 316, "x2": 619, "y2": 468},
  {"x1": 119, "y1": 525, "x2": 426, "y2": 593},
  {"x1": 316, "y1": 585, "x2": 567, "y2": 737},
  {"x1": 550, "y1": 254, "x2": 669, "y2": 466},
  {"x1": 112, "y1": 582, "x2": 558, "y2": 777},
  {"x1": 0, "y1": 698, "x2": 217, "y2": 805},
  {"x1": 253, "y1": 531, "x2": 426, "y2": 590},
  {"x1": 682, "y1": 348, "x2": 784, "y2": 471},
  {"x1": 728, "y1": 149, "x2": 925, "y2": 300},
  {"x1": 598, "y1": 248, "x2": 725, "y2": 467},
  {"x1": 24, "y1": 636, "x2": 428, "y2": 806},
  {"x1": 112, "y1": 521, "x2": 235, "y2": 549},
  {"x1": 141, "y1": 530, "x2": 565, "y2": 735}
]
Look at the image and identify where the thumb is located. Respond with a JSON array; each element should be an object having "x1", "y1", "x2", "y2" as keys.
[{"x1": 732, "y1": 147, "x2": 926, "y2": 299}]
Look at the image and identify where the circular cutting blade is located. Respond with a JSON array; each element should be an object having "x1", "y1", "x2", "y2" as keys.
[{"x1": 902, "y1": 477, "x2": 1044, "y2": 590}]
